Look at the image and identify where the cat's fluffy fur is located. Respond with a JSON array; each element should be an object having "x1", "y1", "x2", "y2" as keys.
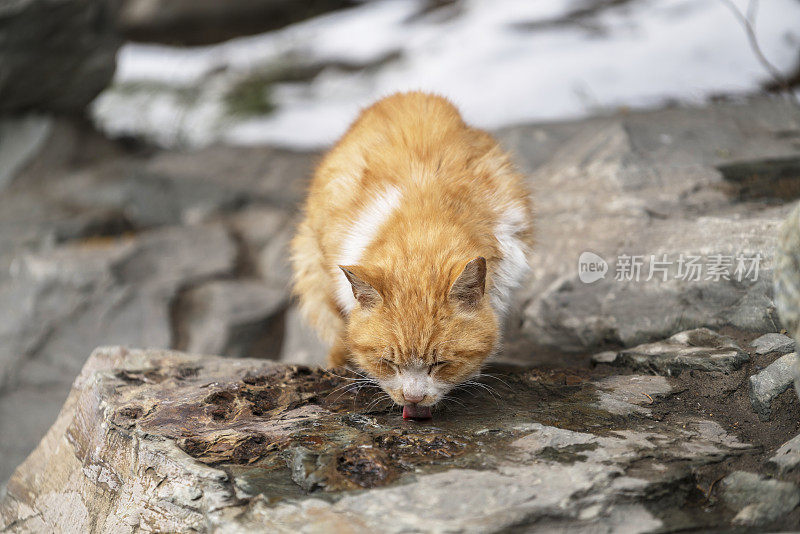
[{"x1": 290, "y1": 91, "x2": 533, "y2": 408}]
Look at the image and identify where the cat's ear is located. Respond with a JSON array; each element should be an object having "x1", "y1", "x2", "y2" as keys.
[
  {"x1": 449, "y1": 257, "x2": 486, "y2": 310},
  {"x1": 339, "y1": 265, "x2": 382, "y2": 310}
]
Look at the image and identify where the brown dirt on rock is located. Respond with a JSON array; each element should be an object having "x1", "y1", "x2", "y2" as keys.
[{"x1": 336, "y1": 446, "x2": 396, "y2": 488}]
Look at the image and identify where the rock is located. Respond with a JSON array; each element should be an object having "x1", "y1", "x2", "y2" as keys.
[
  {"x1": 749, "y1": 352, "x2": 799, "y2": 421},
  {"x1": 227, "y1": 206, "x2": 296, "y2": 288},
  {"x1": 598, "y1": 328, "x2": 749, "y2": 376},
  {"x1": 590, "y1": 350, "x2": 617, "y2": 365},
  {"x1": 751, "y1": 333, "x2": 796, "y2": 355},
  {"x1": 593, "y1": 375, "x2": 671, "y2": 415},
  {"x1": 279, "y1": 305, "x2": 327, "y2": 365},
  {"x1": 775, "y1": 202, "x2": 800, "y2": 344},
  {"x1": 48, "y1": 146, "x2": 313, "y2": 230},
  {"x1": 143, "y1": 146, "x2": 313, "y2": 210},
  {"x1": 767, "y1": 433, "x2": 800, "y2": 475},
  {"x1": 0, "y1": 117, "x2": 52, "y2": 190},
  {"x1": 119, "y1": 0, "x2": 357, "y2": 45},
  {"x1": 0, "y1": 135, "x2": 316, "y2": 481},
  {"x1": 0, "y1": 224, "x2": 237, "y2": 482},
  {"x1": 511, "y1": 98, "x2": 800, "y2": 357},
  {"x1": 0, "y1": 0, "x2": 120, "y2": 114},
  {"x1": 523, "y1": 247, "x2": 779, "y2": 354},
  {"x1": 3, "y1": 98, "x2": 800, "y2": 529},
  {"x1": 774, "y1": 202, "x2": 800, "y2": 400},
  {"x1": 179, "y1": 280, "x2": 288, "y2": 359},
  {"x1": 719, "y1": 471, "x2": 800, "y2": 526},
  {"x1": 0, "y1": 346, "x2": 759, "y2": 532}
]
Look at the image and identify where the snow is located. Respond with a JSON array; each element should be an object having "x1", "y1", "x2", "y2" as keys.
[{"x1": 91, "y1": 0, "x2": 800, "y2": 149}]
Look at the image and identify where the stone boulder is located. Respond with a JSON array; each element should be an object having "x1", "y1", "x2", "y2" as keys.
[
  {"x1": 719, "y1": 471, "x2": 800, "y2": 526},
  {"x1": 749, "y1": 352, "x2": 799, "y2": 421},
  {"x1": 751, "y1": 333, "x2": 796, "y2": 356},
  {"x1": 0, "y1": 346, "x2": 777, "y2": 532},
  {"x1": 0, "y1": 224, "x2": 237, "y2": 482},
  {"x1": 593, "y1": 328, "x2": 749, "y2": 376},
  {"x1": 503, "y1": 98, "x2": 800, "y2": 358},
  {"x1": 776, "y1": 202, "x2": 800, "y2": 343},
  {"x1": 0, "y1": 0, "x2": 120, "y2": 114},
  {"x1": 118, "y1": 0, "x2": 357, "y2": 45},
  {"x1": 775, "y1": 202, "x2": 800, "y2": 403}
]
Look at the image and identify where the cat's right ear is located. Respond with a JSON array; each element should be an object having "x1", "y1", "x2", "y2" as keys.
[
  {"x1": 339, "y1": 265, "x2": 382, "y2": 310},
  {"x1": 449, "y1": 257, "x2": 486, "y2": 310}
]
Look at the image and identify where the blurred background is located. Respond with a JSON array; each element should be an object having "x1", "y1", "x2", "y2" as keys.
[{"x1": 1, "y1": 0, "x2": 799, "y2": 484}]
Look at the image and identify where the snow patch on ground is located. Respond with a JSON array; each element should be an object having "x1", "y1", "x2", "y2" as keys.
[{"x1": 91, "y1": 0, "x2": 800, "y2": 149}]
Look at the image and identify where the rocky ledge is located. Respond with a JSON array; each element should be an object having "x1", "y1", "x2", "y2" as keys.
[{"x1": 2, "y1": 345, "x2": 799, "y2": 533}]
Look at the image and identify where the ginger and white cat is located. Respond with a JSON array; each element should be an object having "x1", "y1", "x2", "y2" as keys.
[{"x1": 291, "y1": 92, "x2": 533, "y2": 418}]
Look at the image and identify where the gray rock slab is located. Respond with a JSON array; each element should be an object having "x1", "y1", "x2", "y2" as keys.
[
  {"x1": 228, "y1": 206, "x2": 296, "y2": 288},
  {"x1": 0, "y1": 385, "x2": 70, "y2": 485},
  {"x1": 776, "y1": 202, "x2": 800, "y2": 345},
  {"x1": 749, "y1": 352, "x2": 799, "y2": 421},
  {"x1": 279, "y1": 305, "x2": 327, "y2": 365},
  {"x1": 720, "y1": 471, "x2": 800, "y2": 526},
  {"x1": 767, "y1": 433, "x2": 800, "y2": 475},
  {"x1": 180, "y1": 280, "x2": 288, "y2": 359},
  {"x1": 143, "y1": 146, "x2": 314, "y2": 208},
  {"x1": 0, "y1": 0, "x2": 120, "y2": 113},
  {"x1": 0, "y1": 116, "x2": 52, "y2": 190},
  {"x1": 594, "y1": 375, "x2": 672, "y2": 415},
  {"x1": 0, "y1": 347, "x2": 757, "y2": 532},
  {"x1": 591, "y1": 351, "x2": 618, "y2": 365},
  {"x1": 775, "y1": 203, "x2": 800, "y2": 401},
  {"x1": 751, "y1": 333, "x2": 796, "y2": 355},
  {"x1": 608, "y1": 328, "x2": 749, "y2": 376},
  {"x1": 0, "y1": 224, "x2": 238, "y2": 481},
  {"x1": 118, "y1": 0, "x2": 354, "y2": 45},
  {"x1": 522, "y1": 217, "x2": 782, "y2": 354},
  {"x1": 511, "y1": 99, "x2": 800, "y2": 357}
]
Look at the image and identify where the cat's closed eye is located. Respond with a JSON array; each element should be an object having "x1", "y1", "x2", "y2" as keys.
[
  {"x1": 428, "y1": 361, "x2": 449, "y2": 374},
  {"x1": 379, "y1": 358, "x2": 399, "y2": 371}
]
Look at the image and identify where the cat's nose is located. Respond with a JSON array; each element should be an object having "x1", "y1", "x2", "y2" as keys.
[{"x1": 403, "y1": 392, "x2": 424, "y2": 404}]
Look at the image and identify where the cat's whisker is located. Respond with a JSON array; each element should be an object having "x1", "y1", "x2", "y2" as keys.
[
  {"x1": 325, "y1": 369, "x2": 371, "y2": 382},
  {"x1": 440, "y1": 395, "x2": 466, "y2": 408},
  {"x1": 474, "y1": 372, "x2": 512, "y2": 390},
  {"x1": 353, "y1": 383, "x2": 380, "y2": 398},
  {"x1": 452, "y1": 381, "x2": 501, "y2": 406},
  {"x1": 326, "y1": 379, "x2": 378, "y2": 403},
  {"x1": 364, "y1": 392, "x2": 393, "y2": 412},
  {"x1": 327, "y1": 378, "x2": 375, "y2": 395},
  {"x1": 466, "y1": 381, "x2": 500, "y2": 398}
]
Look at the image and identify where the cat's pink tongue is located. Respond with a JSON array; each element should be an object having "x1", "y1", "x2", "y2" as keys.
[{"x1": 402, "y1": 404, "x2": 432, "y2": 420}]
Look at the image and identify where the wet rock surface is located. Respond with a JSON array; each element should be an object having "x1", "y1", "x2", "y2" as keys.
[{"x1": 3, "y1": 346, "x2": 800, "y2": 533}]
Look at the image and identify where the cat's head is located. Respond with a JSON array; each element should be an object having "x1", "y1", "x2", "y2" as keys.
[{"x1": 340, "y1": 257, "x2": 498, "y2": 408}]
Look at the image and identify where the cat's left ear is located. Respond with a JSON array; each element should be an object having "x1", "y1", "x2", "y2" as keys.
[
  {"x1": 449, "y1": 257, "x2": 486, "y2": 310},
  {"x1": 339, "y1": 265, "x2": 382, "y2": 310}
]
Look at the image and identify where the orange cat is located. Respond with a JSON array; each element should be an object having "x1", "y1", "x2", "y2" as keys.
[{"x1": 290, "y1": 92, "x2": 533, "y2": 418}]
